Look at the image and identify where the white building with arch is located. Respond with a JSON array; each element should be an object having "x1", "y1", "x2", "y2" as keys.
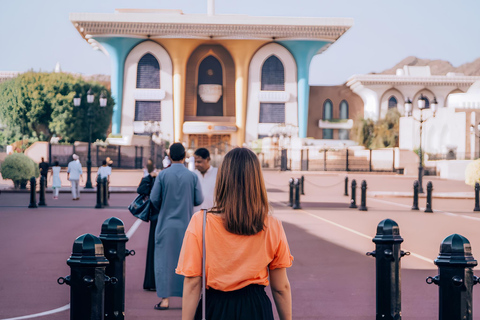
[{"x1": 347, "y1": 66, "x2": 480, "y2": 157}]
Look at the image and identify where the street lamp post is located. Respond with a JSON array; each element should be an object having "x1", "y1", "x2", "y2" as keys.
[
  {"x1": 73, "y1": 89, "x2": 107, "y2": 189},
  {"x1": 405, "y1": 94, "x2": 437, "y2": 194},
  {"x1": 143, "y1": 121, "x2": 162, "y2": 168}
]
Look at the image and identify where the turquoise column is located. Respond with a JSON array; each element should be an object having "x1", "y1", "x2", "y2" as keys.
[
  {"x1": 278, "y1": 40, "x2": 330, "y2": 138},
  {"x1": 93, "y1": 37, "x2": 144, "y2": 135}
]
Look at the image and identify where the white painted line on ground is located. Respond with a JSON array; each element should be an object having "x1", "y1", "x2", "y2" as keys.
[
  {"x1": 268, "y1": 194, "x2": 433, "y2": 264},
  {"x1": 0, "y1": 218, "x2": 142, "y2": 320},
  {"x1": 299, "y1": 206, "x2": 433, "y2": 264},
  {"x1": 0, "y1": 304, "x2": 70, "y2": 320},
  {"x1": 370, "y1": 197, "x2": 480, "y2": 222},
  {"x1": 126, "y1": 218, "x2": 143, "y2": 238}
]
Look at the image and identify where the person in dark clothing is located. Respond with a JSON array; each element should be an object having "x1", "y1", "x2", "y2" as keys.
[
  {"x1": 39, "y1": 157, "x2": 49, "y2": 187},
  {"x1": 137, "y1": 163, "x2": 158, "y2": 291}
]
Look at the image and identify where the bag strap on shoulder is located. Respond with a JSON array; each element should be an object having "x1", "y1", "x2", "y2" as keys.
[{"x1": 202, "y1": 209, "x2": 207, "y2": 320}]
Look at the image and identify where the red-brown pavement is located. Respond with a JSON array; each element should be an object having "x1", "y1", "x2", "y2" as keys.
[{"x1": 2, "y1": 170, "x2": 480, "y2": 319}]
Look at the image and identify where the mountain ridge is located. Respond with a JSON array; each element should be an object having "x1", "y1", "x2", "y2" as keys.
[{"x1": 379, "y1": 56, "x2": 480, "y2": 76}]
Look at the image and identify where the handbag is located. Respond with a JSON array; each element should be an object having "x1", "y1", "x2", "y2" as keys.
[
  {"x1": 202, "y1": 208, "x2": 207, "y2": 320},
  {"x1": 128, "y1": 195, "x2": 151, "y2": 222}
]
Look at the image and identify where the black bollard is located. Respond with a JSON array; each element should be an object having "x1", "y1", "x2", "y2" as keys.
[
  {"x1": 412, "y1": 180, "x2": 419, "y2": 210},
  {"x1": 57, "y1": 233, "x2": 116, "y2": 320},
  {"x1": 280, "y1": 149, "x2": 288, "y2": 171},
  {"x1": 28, "y1": 177, "x2": 37, "y2": 208},
  {"x1": 344, "y1": 176, "x2": 349, "y2": 196},
  {"x1": 292, "y1": 178, "x2": 301, "y2": 210},
  {"x1": 102, "y1": 177, "x2": 109, "y2": 207},
  {"x1": 38, "y1": 175, "x2": 47, "y2": 206},
  {"x1": 358, "y1": 180, "x2": 368, "y2": 211},
  {"x1": 474, "y1": 183, "x2": 480, "y2": 212},
  {"x1": 99, "y1": 217, "x2": 135, "y2": 320},
  {"x1": 95, "y1": 177, "x2": 103, "y2": 209},
  {"x1": 300, "y1": 175, "x2": 305, "y2": 195},
  {"x1": 349, "y1": 179, "x2": 357, "y2": 208},
  {"x1": 366, "y1": 219, "x2": 409, "y2": 320},
  {"x1": 288, "y1": 178, "x2": 294, "y2": 207},
  {"x1": 425, "y1": 181, "x2": 433, "y2": 213},
  {"x1": 426, "y1": 234, "x2": 479, "y2": 320}
]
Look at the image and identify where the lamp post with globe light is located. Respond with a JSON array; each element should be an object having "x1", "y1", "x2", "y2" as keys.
[
  {"x1": 405, "y1": 94, "x2": 438, "y2": 193},
  {"x1": 143, "y1": 120, "x2": 162, "y2": 168},
  {"x1": 73, "y1": 89, "x2": 108, "y2": 189}
]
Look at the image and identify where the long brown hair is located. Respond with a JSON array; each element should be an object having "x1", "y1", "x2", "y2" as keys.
[{"x1": 212, "y1": 148, "x2": 270, "y2": 235}]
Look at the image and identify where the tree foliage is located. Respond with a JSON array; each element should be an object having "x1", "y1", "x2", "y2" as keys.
[
  {"x1": 351, "y1": 109, "x2": 400, "y2": 149},
  {"x1": 0, "y1": 72, "x2": 114, "y2": 145}
]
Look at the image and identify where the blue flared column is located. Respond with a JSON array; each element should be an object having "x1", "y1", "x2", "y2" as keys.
[
  {"x1": 93, "y1": 37, "x2": 144, "y2": 135},
  {"x1": 279, "y1": 40, "x2": 330, "y2": 138}
]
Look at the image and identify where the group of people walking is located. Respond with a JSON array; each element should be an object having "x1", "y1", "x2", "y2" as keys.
[
  {"x1": 38, "y1": 155, "x2": 113, "y2": 200},
  {"x1": 137, "y1": 143, "x2": 293, "y2": 320}
]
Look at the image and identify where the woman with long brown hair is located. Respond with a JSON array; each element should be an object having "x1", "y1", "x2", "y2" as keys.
[{"x1": 176, "y1": 147, "x2": 293, "y2": 320}]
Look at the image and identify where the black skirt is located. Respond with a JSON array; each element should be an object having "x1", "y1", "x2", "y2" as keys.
[
  {"x1": 194, "y1": 284, "x2": 274, "y2": 320},
  {"x1": 143, "y1": 218, "x2": 156, "y2": 290}
]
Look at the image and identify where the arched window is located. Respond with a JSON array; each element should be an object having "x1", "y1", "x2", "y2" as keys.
[
  {"x1": 323, "y1": 99, "x2": 333, "y2": 139},
  {"x1": 197, "y1": 55, "x2": 223, "y2": 116},
  {"x1": 136, "y1": 53, "x2": 160, "y2": 88},
  {"x1": 339, "y1": 100, "x2": 349, "y2": 140},
  {"x1": 388, "y1": 96, "x2": 398, "y2": 109},
  {"x1": 261, "y1": 55, "x2": 285, "y2": 91},
  {"x1": 339, "y1": 100, "x2": 349, "y2": 119}
]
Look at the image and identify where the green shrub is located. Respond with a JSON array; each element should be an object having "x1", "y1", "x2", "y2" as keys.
[{"x1": 0, "y1": 153, "x2": 39, "y2": 189}]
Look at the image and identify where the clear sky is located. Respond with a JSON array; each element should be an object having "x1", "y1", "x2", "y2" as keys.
[{"x1": 1, "y1": 0, "x2": 479, "y2": 85}]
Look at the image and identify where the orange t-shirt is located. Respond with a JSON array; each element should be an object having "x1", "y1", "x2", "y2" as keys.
[{"x1": 176, "y1": 211, "x2": 294, "y2": 292}]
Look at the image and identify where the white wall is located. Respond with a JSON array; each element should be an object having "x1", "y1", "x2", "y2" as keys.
[
  {"x1": 245, "y1": 43, "x2": 297, "y2": 143},
  {"x1": 123, "y1": 41, "x2": 174, "y2": 143},
  {"x1": 400, "y1": 108, "x2": 466, "y2": 155}
]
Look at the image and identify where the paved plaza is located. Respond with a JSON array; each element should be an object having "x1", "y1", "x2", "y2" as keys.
[{"x1": 2, "y1": 170, "x2": 480, "y2": 319}]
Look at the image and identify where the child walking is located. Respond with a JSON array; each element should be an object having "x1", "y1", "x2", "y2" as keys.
[{"x1": 51, "y1": 161, "x2": 62, "y2": 199}]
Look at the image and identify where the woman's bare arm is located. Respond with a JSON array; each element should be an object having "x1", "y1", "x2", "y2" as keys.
[
  {"x1": 182, "y1": 276, "x2": 202, "y2": 320},
  {"x1": 270, "y1": 268, "x2": 292, "y2": 320}
]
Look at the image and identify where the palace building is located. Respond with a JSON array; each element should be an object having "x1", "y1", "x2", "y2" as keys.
[{"x1": 70, "y1": 3, "x2": 352, "y2": 147}]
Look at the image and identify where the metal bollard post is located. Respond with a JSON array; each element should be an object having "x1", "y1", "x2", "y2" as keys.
[
  {"x1": 349, "y1": 179, "x2": 357, "y2": 208},
  {"x1": 28, "y1": 177, "x2": 37, "y2": 208},
  {"x1": 412, "y1": 180, "x2": 419, "y2": 210},
  {"x1": 426, "y1": 234, "x2": 479, "y2": 320},
  {"x1": 344, "y1": 176, "x2": 349, "y2": 196},
  {"x1": 366, "y1": 219, "x2": 409, "y2": 320},
  {"x1": 358, "y1": 180, "x2": 368, "y2": 211},
  {"x1": 425, "y1": 181, "x2": 433, "y2": 213},
  {"x1": 474, "y1": 183, "x2": 480, "y2": 212},
  {"x1": 102, "y1": 177, "x2": 109, "y2": 207},
  {"x1": 292, "y1": 178, "x2": 301, "y2": 210},
  {"x1": 288, "y1": 178, "x2": 294, "y2": 207},
  {"x1": 57, "y1": 233, "x2": 116, "y2": 320},
  {"x1": 38, "y1": 176, "x2": 47, "y2": 206},
  {"x1": 95, "y1": 177, "x2": 103, "y2": 209},
  {"x1": 300, "y1": 175, "x2": 305, "y2": 195},
  {"x1": 99, "y1": 217, "x2": 135, "y2": 320},
  {"x1": 280, "y1": 149, "x2": 287, "y2": 171}
]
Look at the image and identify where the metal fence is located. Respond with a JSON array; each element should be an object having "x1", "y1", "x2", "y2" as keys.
[
  {"x1": 258, "y1": 147, "x2": 397, "y2": 172},
  {"x1": 427, "y1": 152, "x2": 478, "y2": 161},
  {"x1": 48, "y1": 143, "x2": 165, "y2": 169}
]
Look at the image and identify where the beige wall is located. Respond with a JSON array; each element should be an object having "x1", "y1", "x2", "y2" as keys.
[{"x1": 307, "y1": 84, "x2": 363, "y2": 139}]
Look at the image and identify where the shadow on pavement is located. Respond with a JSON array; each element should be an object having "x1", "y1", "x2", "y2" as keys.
[{"x1": 281, "y1": 221, "x2": 440, "y2": 319}]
